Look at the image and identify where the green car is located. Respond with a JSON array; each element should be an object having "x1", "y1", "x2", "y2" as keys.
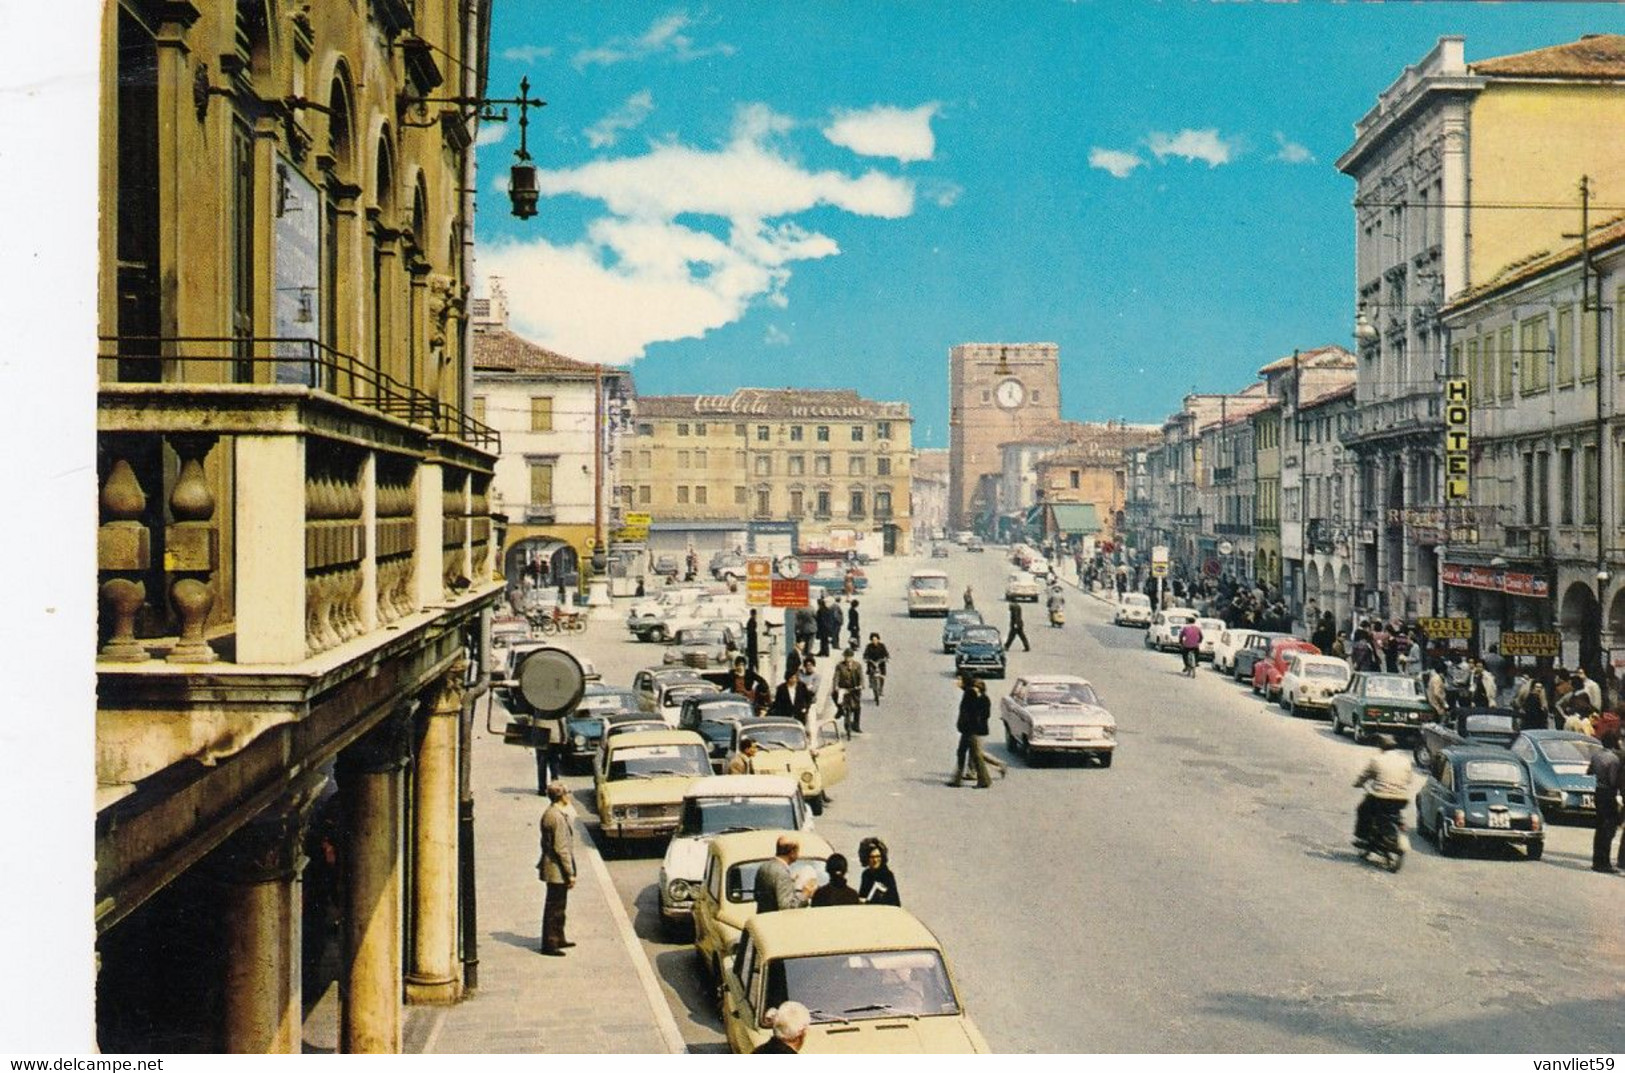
[{"x1": 1330, "y1": 672, "x2": 1432, "y2": 744}]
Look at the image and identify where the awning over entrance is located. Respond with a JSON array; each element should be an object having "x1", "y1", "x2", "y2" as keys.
[{"x1": 1041, "y1": 502, "x2": 1101, "y2": 535}]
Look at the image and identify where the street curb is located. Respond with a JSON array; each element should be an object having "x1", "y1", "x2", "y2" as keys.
[{"x1": 578, "y1": 818, "x2": 689, "y2": 1054}]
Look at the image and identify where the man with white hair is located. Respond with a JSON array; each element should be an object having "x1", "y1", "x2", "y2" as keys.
[{"x1": 753, "y1": 1001, "x2": 811, "y2": 1053}]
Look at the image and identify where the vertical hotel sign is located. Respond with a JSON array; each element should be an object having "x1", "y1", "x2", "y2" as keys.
[{"x1": 1444, "y1": 379, "x2": 1469, "y2": 500}]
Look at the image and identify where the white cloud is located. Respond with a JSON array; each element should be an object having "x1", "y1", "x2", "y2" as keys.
[
  {"x1": 1146, "y1": 128, "x2": 1236, "y2": 167},
  {"x1": 476, "y1": 123, "x2": 508, "y2": 148},
  {"x1": 501, "y1": 45, "x2": 554, "y2": 63},
  {"x1": 586, "y1": 90, "x2": 655, "y2": 149},
  {"x1": 923, "y1": 179, "x2": 962, "y2": 208},
  {"x1": 822, "y1": 103, "x2": 940, "y2": 163},
  {"x1": 1088, "y1": 147, "x2": 1145, "y2": 179},
  {"x1": 1273, "y1": 132, "x2": 1315, "y2": 164},
  {"x1": 764, "y1": 325, "x2": 791, "y2": 346},
  {"x1": 480, "y1": 104, "x2": 916, "y2": 364},
  {"x1": 573, "y1": 11, "x2": 736, "y2": 69}
]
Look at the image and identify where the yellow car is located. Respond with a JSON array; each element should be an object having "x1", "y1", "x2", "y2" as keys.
[
  {"x1": 721, "y1": 905, "x2": 990, "y2": 1054},
  {"x1": 722, "y1": 718, "x2": 848, "y2": 815},
  {"x1": 593, "y1": 730, "x2": 712, "y2": 843},
  {"x1": 692, "y1": 829, "x2": 834, "y2": 990}
]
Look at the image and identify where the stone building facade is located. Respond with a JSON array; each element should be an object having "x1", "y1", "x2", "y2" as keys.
[{"x1": 948, "y1": 342, "x2": 1061, "y2": 532}]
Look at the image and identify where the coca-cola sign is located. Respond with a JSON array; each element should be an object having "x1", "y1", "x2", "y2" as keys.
[{"x1": 1441, "y1": 562, "x2": 1549, "y2": 598}]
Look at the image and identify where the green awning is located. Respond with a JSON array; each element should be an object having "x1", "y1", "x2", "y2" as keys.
[{"x1": 1046, "y1": 503, "x2": 1101, "y2": 535}]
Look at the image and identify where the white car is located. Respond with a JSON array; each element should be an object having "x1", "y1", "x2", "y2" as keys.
[
  {"x1": 1026, "y1": 557, "x2": 1053, "y2": 579},
  {"x1": 1004, "y1": 572, "x2": 1042, "y2": 603},
  {"x1": 999, "y1": 674, "x2": 1117, "y2": 766},
  {"x1": 627, "y1": 587, "x2": 708, "y2": 637},
  {"x1": 645, "y1": 596, "x2": 748, "y2": 643},
  {"x1": 908, "y1": 569, "x2": 951, "y2": 616},
  {"x1": 1277, "y1": 654, "x2": 1353, "y2": 717},
  {"x1": 1144, "y1": 608, "x2": 1199, "y2": 651},
  {"x1": 1196, "y1": 618, "x2": 1227, "y2": 661},
  {"x1": 1113, "y1": 592, "x2": 1153, "y2": 627},
  {"x1": 1210, "y1": 626, "x2": 1248, "y2": 673},
  {"x1": 657, "y1": 774, "x2": 812, "y2": 930}
]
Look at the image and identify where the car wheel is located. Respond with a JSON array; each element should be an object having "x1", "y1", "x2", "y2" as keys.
[
  {"x1": 1251, "y1": 678, "x2": 1261, "y2": 696},
  {"x1": 1412, "y1": 740, "x2": 1431, "y2": 768},
  {"x1": 1098, "y1": 752, "x2": 1113, "y2": 769},
  {"x1": 1526, "y1": 840, "x2": 1544, "y2": 862},
  {"x1": 1285, "y1": 697, "x2": 1296, "y2": 717},
  {"x1": 1004, "y1": 722, "x2": 1016, "y2": 749},
  {"x1": 1413, "y1": 797, "x2": 1428, "y2": 836},
  {"x1": 1435, "y1": 821, "x2": 1456, "y2": 857},
  {"x1": 650, "y1": 625, "x2": 668, "y2": 644},
  {"x1": 808, "y1": 794, "x2": 824, "y2": 816},
  {"x1": 1351, "y1": 717, "x2": 1366, "y2": 745}
]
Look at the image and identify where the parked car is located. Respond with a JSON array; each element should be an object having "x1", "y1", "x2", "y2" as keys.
[
  {"x1": 931, "y1": 543, "x2": 950, "y2": 559},
  {"x1": 1329, "y1": 672, "x2": 1431, "y2": 743},
  {"x1": 654, "y1": 680, "x2": 723, "y2": 727},
  {"x1": 808, "y1": 561, "x2": 867, "y2": 592},
  {"x1": 1113, "y1": 592, "x2": 1153, "y2": 628},
  {"x1": 563, "y1": 684, "x2": 641, "y2": 767},
  {"x1": 1251, "y1": 638, "x2": 1320, "y2": 701},
  {"x1": 657, "y1": 775, "x2": 812, "y2": 931},
  {"x1": 965, "y1": 537, "x2": 984, "y2": 553},
  {"x1": 940, "y1": 609, "x2": 985, "y2": 653},
  {"x1": 632, "y1": 666, "x2": 708, "y2": 712},
  {"x1": 1026, "y1": 557, "x2": 1053, "y2": 579},
  {"x1": 1145, "y1": 608, "x2": 1199, "y2": 652},
  {"x1": 720, "y1": 905, "x2": 990, "y2": 1054},
  {"x1": 692, "y1": 829, "x2": 834, "y2": 996},
  {"x1": 1276, "y1": 653, "x2": 1352, "y2": 717},
  {"x1": 1004, "y1": 572, "x2": 1042, "y2": 603},
  {"x1": 643, "y1": 595, "x2": 749, "y2": 643},
  {"x1": 662, "y1": 627, "x2": 733, "y2": 669},
  {"x1": 710, "y1": 553, "x2": 749, "y2": 581},
  {"x1": 1233, "y1": 632, "x2": 1292, "y2": 683},
  {"x1": 723, "y1": 718, "x2": 847, "y2": 815},
  {"x1": 677, "y1": 694, "x2": 766, "y2": 770},
  {"x1": 653, "y1": 554, "x2": 683, "y2": 579},
  {"x1": 1195, "y1": 618, "x2": 1227, "y2": 661},
  {"x1": 1413, "y1": 707, "x2": 1522, "y2": 770},
  {"x1": 626, "y1": 586, "x2": 707, "y2": 637},
  {"x1": 907, "y1": 570, "x2": 952, "y2": 617},
  {"x1": 954, "y1": 625, "x2": 1007, "y2": 679},
  {"x1": 1510, "y1": 730, "x2": 1604, "y2": 822},
  {"x1": 1415, "y1": 745, "x2": 1544, "y2": 859},
  {"x1": 593, "y1": 730, "x2": 713, "y2": 845},
  {"x1": 1209, "y1": 627, "x2": 1249, "y2": 674},
  {"x1": 999, "y1": 674, "x2": 1116, "y2": 766}
]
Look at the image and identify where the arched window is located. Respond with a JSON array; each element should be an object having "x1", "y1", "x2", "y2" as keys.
[{"x1": 371, "y1": 131, "x2": 396, "y2": 382}]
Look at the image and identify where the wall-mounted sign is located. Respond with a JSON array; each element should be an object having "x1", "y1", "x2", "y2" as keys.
[
  {"x1": 1499, "y1": 631, "x2": 1561, "y2": 658},
  {"x1": 1444, "y1": 378, "x2": 1470, "y2": 500},
  {"x1": 770, "y1": 579, "x2": 810, "y2": 608},
  {"x1": 1418, "y1": 616, "x2": 1474, "y2": 640},
  {"x1": 1441, "y1": 562, "x2": 1550, "y2": 598}
]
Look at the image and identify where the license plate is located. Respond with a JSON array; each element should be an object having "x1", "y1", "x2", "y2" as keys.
[
  {"x1": 1581, "y1": 794, "x2": 1595, "y2": 810},
  {"x1": 1488, "y1": 812, "x2": 1510, "y2": 829}
]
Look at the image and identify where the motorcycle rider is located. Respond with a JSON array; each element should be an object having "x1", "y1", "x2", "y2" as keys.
[
  {"x1": 1353, "y1": 733, "x2": 1413, "y2": 846},
  {"x1": 1046, "y1": 585, "x2": 1066, "y2": 627}
]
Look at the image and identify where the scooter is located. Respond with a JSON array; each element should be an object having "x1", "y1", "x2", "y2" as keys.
[
  {"x1": 1353, "y1": 801, "x2": 1409, "y2": 873},
  {"x1": 1048, "y1": 605, "x2": 1065, "y2": 628}
]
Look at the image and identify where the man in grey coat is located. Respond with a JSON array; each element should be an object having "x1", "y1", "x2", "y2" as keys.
[
  {"x1": 753, "y1": 835, "x2": 816, "y2": 912},
  {"x1": 537, "y1": 781, "x2": 577, "y2": 955}
]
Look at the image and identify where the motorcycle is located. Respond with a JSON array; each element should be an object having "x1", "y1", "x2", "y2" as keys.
[
  {"x1": 1048, "y1": 604, "x2": 1065, "y2": 628},
  {"x1": 1353, "y1": 799, "x2": 1409, "y2": 873}
]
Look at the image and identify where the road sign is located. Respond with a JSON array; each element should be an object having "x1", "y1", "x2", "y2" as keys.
[
  {"x1": 1151, "y1": 545, "x2": 1169, "y2": 565},
  {"x1": 1202, "y1": 558, "x2": 1220, "y2": 578},
  {"x1": 1418, "y1": 617, "x2": 1473, "y2": 640},
  {"x1": 770, "y1": 578, "x2": 810, "y2": 608},
  {"x1": 613, "y1": 527, "x2": 648, "y2": 543},
  {"x1": 747, "y1": 557, "x2": 772, "y2": 580},
  {"x1": 1500, "y1": 631, "x2": 1561, "y2": 658},
  {"x1": 624, "y1": 512, "x2": 652, "y2": 527},
  {"x1": 1151, "y1": 561, "x2": 1168, "y2": 578}
]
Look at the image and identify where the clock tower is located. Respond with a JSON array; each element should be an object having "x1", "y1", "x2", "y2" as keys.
[{"x1": 948, "y1": 343, "x2": 1062, "y2": 531}]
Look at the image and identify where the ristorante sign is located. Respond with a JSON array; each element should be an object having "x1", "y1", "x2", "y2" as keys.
[{"x1": 1441, "y1": 562, "x2": 1549, "y2": 598}]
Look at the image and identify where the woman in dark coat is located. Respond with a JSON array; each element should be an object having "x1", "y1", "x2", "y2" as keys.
[{"x1": 856, "y1": 837, "x2": 901, "y2": 906}]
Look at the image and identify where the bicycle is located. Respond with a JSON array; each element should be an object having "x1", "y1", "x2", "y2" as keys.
[
  {"x1": 837, "y1": 687, "x2": 862, "y2": 738},
  {"x1": 866, "y1": 660, "x2": 887, "y2": 705}
]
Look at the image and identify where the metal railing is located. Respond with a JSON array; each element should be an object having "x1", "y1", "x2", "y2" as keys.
[{"x1": 99, "y1": 335, "x2": 500, "y2": 451}]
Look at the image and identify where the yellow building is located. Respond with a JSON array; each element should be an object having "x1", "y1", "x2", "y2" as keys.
[
  {"x1": 96, "y1": 0, "x2": 500, "y2": 1052},
  {"x1": 1033, "y1": 425, "x2": 1162, "y2": 547},
  {"x1": 625, "y1": 389, "x2": 914, "y2": 556}
]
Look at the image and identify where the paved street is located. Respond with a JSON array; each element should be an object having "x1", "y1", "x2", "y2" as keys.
[{"x1": 539, "y1": 551, "x2": 1625, "y2": 1053}]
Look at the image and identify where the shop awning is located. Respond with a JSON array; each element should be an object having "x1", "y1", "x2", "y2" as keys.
[{"x1": 1045, "y1": 503, "x2": 1101, "y2": 535}]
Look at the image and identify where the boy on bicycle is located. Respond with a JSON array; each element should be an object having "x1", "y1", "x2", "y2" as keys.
[{"x1": 862, "y1": 633, "x2": 890, "y2": 705}]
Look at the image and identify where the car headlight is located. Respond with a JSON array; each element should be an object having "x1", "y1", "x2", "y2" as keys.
[
  {"x1": 1030, "y1": 725, "x2": 1047, "y2": 737},
  {"x1": 1298, "y1": 685, "x2": 1309, "y2": 697},
  {"x1": 800, "y1": 770, "x2": 817, "y2": 786},
  {"x1": 573, "y1": 734, "x2": 586, "y2": 747},
  {"x1": 611, "y1": 806, "x2": 628, "y2": 820},
  {"x1": 667, "y1": 879, "x2": 694, "y2": 903}
]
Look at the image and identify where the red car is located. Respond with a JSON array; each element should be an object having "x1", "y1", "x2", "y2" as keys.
[{"x1": 1251, "y1": 639, "x2": 1320, "y2": 701}]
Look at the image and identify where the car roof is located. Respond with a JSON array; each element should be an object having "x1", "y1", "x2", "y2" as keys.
[
  {"x1": 746, "y1": 905, "x2": 942, "y2": 959},
  {"x1": 689, "y1": 693, "x2": 753, "y2": 708},
  {"x1": 742, "y1": 718, "x2": 806, "y2": 733},
  {"x1": 1017, "y1": 674, "x2": 1091, "y2": 687},
  {"x1": 1442, "y1": 744, "x2": 1524, "y2": 763},
  {"x1": 606, "y1": 729, "x2": 706, "y2": 750},
  {"x1": 684, "y1": 774, "x2": 799, "y2": 798},
  {"x1": 709, "y1": 829, "x2": 836, "y2": 866},
  {"x1": 910, "y1": 569, "x2": 949, "y2": 579},
  {"x1": 1293, "y1": 654, "x2": 1348, "y2": 666},
  {"x1": 1519, "y1": 729, "x2": 1595, "y2": 743},
  {"x1": 1198, "y1": 618, "x2": 1226, "y2": 626}
]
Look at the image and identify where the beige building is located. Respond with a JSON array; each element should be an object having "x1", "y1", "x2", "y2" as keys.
[
  {"x1": 1033, "y1": 423, "x2": 1162, "y2": 546},
  {"x1": 624, "y1": 388, "x2": 914, "y2": 555},
  {"x1": 948, "y1": 343, "x2": 1062, "y2": 531},
  {"x1": 96, "y1": 0, "x2": 499, "y2": 1052},
  {"x1": 911, "y1": 448, "x2": 951, "y2": 544}
]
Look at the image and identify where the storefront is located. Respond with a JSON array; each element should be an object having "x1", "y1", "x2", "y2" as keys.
[{"x1": 1439, "y1": 556, "x2": 1552, "y2": 667}]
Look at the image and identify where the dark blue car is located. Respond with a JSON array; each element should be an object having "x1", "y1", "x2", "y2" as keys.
[
  {"x1": 1510, "y1": 730, "x2": 1604, "y2": 822},
  {"x1": 954, "y1": 625, "x2": 1007, "y2": 679},
  {"x1": 941, "y1": 609, "x2": 984, "y2": 653},
  {"x1": 1415, "y1": 745, "x2": 1545, "y2": 860}
]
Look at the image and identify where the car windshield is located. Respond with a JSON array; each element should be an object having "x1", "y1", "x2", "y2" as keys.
[
  {"x1": 1462, "y1": 760, "x2": 1524, "y2": 785},
  {"x1": 1025, "y1": 683, "x2": 1099, "y2": 706},
  {"x1": 1464, "y1": 714, "x2": 1516, "y2": 736},
  {"x1": 607, "y1": 744, "x2": 712, "y2": 780},
  {"x1": 580, "y1": 689, "x2": 639, "y2": 713},
  {"x1": 911, "y1": 576, "x2": 949, "y2": 591},
  {"x1": 1365, "y1": 677, "x2": 1421, "y2": 700},
  {"x1": 1123, "y1": 595, "x2": 1149, "y2": 608},
  {"x1": 725, "y1": 857, "x2": 829, "y2": 903},
  {"x1": 1536, "y1": 737, "x2": 1603, "y2": 765},
  {"x1": 748, "y1": 725, "x2": 809, "y2": 750},
  {"x1": 664, "y1": 685, "x2": 719, "y2": 707},
  {"x1": 696, "y1": 700, "x2": 755, "y2": 723},
  {"x1": 947, "y1": 611, "x2": 981, "y2": 627},
  {"x1": 1167, "y1": 614, "x2": 1194, "y2": 626},
  {"x1": 678, "y1": 796, "x2": 798, "y2": 837},
  {"x1": 1305, "y1": 663, "x2": 1348, "y2": 680},
  {"x1": 960, "y1": 627, "x2": 1002, "y2": 645},
  {"x1": 763, "y1": 949, "x2": 960, "y2": 1023},
  {"x1": 678, "y1": 630, "x2": 727, "y2": 646},
  {"x1": 697, "y1": 718, "x2": 744, "y2": 748}
]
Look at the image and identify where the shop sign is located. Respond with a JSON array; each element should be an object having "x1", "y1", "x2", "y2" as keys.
[
  {"x1": 1500, "y1": 631, "x2": 1561, "y2": 658},
  {"x1": 1444, "y1": 378, "x2": 1470, "y2": 500},
  {"x1": 624, "y1": 512, "x2": 652, "y2": 527},
  {"x1": 746, "y1": 557, "x2": 773, "y2": 606},
  {"x1": 1441, "y1": 563, "x2": 1550, "y2": 598},
  {"x1": 1418, "y1": 616, "x2": 1474, "y2": 640},
  {"x1": 770, "y1": 579, "x2": 810, "y2": 608}
]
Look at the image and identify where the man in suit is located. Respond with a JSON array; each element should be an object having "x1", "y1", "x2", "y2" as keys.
[
  {"x1": 772, "y1": 669, "x2": 813, "y2": 724},
  {"x1": 537, "y1": 782, "x2": 577, "y2": 956},
  {"x1": 745, "y1": 608, "x2": 761, "y2": 673}
]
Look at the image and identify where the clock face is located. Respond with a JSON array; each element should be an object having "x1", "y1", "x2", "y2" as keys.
[{"x1": 994, "y1": 378, "x2": 1026, "y2": 410}]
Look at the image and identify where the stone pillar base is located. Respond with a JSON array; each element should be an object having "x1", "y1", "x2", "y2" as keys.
[
  {"x1": 588, "y1": 580, "x2": 611, "y2": 606},
  {"x1": 404, "y1": 971, "x2": 463, "y2": 1006}
]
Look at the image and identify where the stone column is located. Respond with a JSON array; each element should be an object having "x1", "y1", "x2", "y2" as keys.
[
  {"x1": 206, "y1": 779, "x2": 325, "y2": 1053},
  {"x1": 406, "y1": 662, "x2": 465, "y2": 1004},
  {"x1": 339, "y1": 711, "x2": 412, "y2": 1053}
]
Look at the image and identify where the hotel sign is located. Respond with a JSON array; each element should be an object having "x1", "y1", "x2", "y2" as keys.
[{"x1": 1444, "y1": 378, "x2": 1469, "y2": 500}]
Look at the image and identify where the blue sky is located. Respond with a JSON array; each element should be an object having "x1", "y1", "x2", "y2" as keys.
[{"x1": 475, "y1": 3, "x2": 1621, "y2": 446}]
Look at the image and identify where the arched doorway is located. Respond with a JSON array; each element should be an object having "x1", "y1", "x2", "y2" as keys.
[
  {"x1": 1336, "y1": 563, "x2": 1353, "y2": 627},
  {"x1": 504, "y1": 538, "x2": 579, "y2": 609},
  {"x1": 1559, "y1": 581, "x2": 1601, "y2": 677}
]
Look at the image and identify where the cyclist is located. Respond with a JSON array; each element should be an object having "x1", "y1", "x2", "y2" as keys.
[
  {"x1": 862, "y1": 632, "x2": 890, "y2": 705},
  {"x1": 834, "y1": 648, "x2": 866, "y2": 735}
]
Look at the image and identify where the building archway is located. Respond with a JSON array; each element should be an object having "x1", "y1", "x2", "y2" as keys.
[
  {"x1": 504, "y1": 538, "x2": 579, "y2": 607},
  {"x1": 1559, "y1": 581, "x2": 1601, "y2": 677},
  {"x1": 1336, "y1": 563, "x2": 1353, "y2": 627}
]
